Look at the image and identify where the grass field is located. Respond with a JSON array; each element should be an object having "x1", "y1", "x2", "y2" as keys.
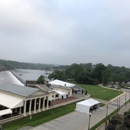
[
  {"x1": 2, "y1": 83, "x2": 123, "y2": 130},
  {"x1": 76, "y1": 83, "x2": 123, "y2": 100},
  {"x1": 3, "y1": 102, "x2": 105, "y2": 130},
  {"x1": 3, "y1": 103, "x2": 76, "y2": 130}
]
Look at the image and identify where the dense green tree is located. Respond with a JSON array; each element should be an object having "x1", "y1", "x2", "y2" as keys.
[
  {"x1": 102, "y1": 69, "x2": 111, "y2": 86},
  {"x1": 76, "y1": 71, "x2": 95, "y2": 84},
  {"x1": 125, "y1": 72, "x2": 130, "y2": 81},
  {"x1": 111, "y1": 73, "x2": 118, "y2": 83},
  {"x1": 37, "y1": 75, "x2": 45, "y2": 84},
  {"x1": 119, "y1": 72, "x2": 128, "y2": 83},
  {"x1": 92, "y1": 64, "x2": 107, "y2": 83},
  {"x1": 80, "y1": 63, "x2": 92, "y2": 71},
  {"x1": 65, "y1": 63, "x2": 85, "y2": 80},
  {"x1": 48, "y1": 70, "x2": 66, "y2": 81}
]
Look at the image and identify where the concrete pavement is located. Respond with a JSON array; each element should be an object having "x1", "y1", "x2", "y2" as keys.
[
  {"x1": 98, "y1": 89, "x2": 130, "y2": 130},
  {"x1": 18, "y1": 126, "x2": 33, "y2": 130},
  {"x1": 29, "y1": 91, "x2": 129, "y2": 130}
]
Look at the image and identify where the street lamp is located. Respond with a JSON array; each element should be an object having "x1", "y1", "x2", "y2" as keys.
[
  {"x1": 117, "y1": 99, "x2": 118, "y2": 109},
  {"x1": 106, "y1": 104, "x2": 108, "y2": 119},
  {"x1": 125, "y1": 95, "x2": 127, "y2": 106},
  {"x1": 105, "y1": 104, "x2": 109, "y2": 129},
  {"x1": 88, "y1": 113, "x2": 91, "y2": 130},
  {"x1": 119, "y1": 97, "x2": 120, "y2": 108}
]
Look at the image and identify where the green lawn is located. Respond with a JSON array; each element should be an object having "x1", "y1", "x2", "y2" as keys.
[
  {"x1": 3, "y1": 103, "x2": 76, "y2": 130},
  {"x1": 3, "y1": 101, "x2": 105, "y2": 130},
  {"x1": 76, "y1": 83, "x2": 123, "y2": 100},
  {"x1": 2, "y1": 83, "x2": 123, "y2": 130}
]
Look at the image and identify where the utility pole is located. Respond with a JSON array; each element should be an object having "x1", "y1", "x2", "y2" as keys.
[
  {"x1": 106, "y1": 104, "x2": 108, "y2": 118},
  {"x1": 105, "y1": 103, "x2": 109, "y2": 129},
  {"x1": 125, "y1": 95, "x2": 126, "y2": 106},
  {"x1": 119, "y1": 97, "x2": 120, "y2": 108},
  {"x1": 88, "y1": 113, "x2": 91, "y2": 130},
  {"x1": 117, "y1": 99, "x2": 118, "y2": 109}
]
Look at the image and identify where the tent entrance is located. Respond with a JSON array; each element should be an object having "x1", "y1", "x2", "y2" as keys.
[{"x1": 76, "y1": 98, "x2": 100, "y2": 114}]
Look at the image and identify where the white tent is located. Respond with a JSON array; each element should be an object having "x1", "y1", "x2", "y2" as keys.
[
  {"x1": 49, "y1": 79, "x2": 75, "y2": 88},
  {"x1": 0, "y1": 92, "x2": 23, "y2": 109},
  {"x1": 76, "y1": 98, "x2": 100, "y2": 114},
  {"x1": 0, "y1": 109, "x2": 12, "y2": 116},
  {"x1": 54, "y1": 90, "x2": 67, "y2": 99}
]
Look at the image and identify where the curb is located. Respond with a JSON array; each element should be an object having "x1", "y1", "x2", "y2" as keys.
[{"x1": 110, "y1": 92, "x2": 126, "y2": 102}]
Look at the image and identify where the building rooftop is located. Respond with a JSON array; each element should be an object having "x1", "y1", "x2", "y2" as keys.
[
  {"x1": 50, "y1": 84, "x2": 70, "y2": 90},
  {"x1": 49, "y1": 79, "x2": 75, "y2": 88},
  {"x1": 0, "y1": 83, "x2": 39, "y2": 97},
  {"x1": 36, "y1": 84, "x2": 51, "y2": 92}
]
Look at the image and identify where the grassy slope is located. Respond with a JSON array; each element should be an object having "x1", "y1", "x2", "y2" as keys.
[
  {"x1": 3, "y1": 84, "x2": 123, "y2": 130},
  {"x1": 3, "y1": 103, "x2": 76, "y2": 130},
  {"x1": 3, "y1": 102, "x2": 106, "y2": 130},
  {"x1": 76, "y1": 83, "x2": 123, "y2": 100}
]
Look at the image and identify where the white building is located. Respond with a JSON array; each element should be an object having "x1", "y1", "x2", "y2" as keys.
[{"x1": 0, "y1": 83, "x2": 52, "y2": 119}]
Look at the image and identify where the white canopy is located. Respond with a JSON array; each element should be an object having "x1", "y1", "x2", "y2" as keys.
[
  {"x1": 0, "y1": 109, "x2": 12, "y2": 116},
  {"x1": 0, "y1": 92, "x2": 23, "y2": 109},
  {"x1": 76, "y1": 98, "x2": 100, "y2": 114},
  {"x1": 0, "y1": 71, "x2": 24, "y2": 86},
  {"x1": 54, "y1": 90, "x2": 67, "y2": 99},
  {"x1": 49, "y1": 79, "x2": 75, "y2": 88}
]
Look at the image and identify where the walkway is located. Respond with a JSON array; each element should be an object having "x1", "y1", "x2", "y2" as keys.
[
  {"x1": 29, "y1": 90, "x2": 129, "y2": 130},
  {"x1": 98, "y1": 101, "x2": 130, "y2": 130},
  {"x1": 18, "y1": 126, "x2": 33, "y2": 130},
  {"x1": 98, "y1": 89, "x2": 130, "y2": 130}
]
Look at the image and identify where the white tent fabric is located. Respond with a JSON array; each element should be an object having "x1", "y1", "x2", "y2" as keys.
[
  {"x1": 54, "y1": 90, "x2": 67, "y2": 99},
  {"x1": 0, "y1": 92, "x2": 23, "y2": 109},
  {"x1": 49, "y1": 79, "x2": 75, "y2": 87},
  {"x1": 0, "y1": 71, "x2": 24, "y2": 86},
  {"x1": 76, "y1": 98, "x2": 100, "y2": 114},
  {"x1": 0, "y1": 109, "x2": 12, "y2": 116}
]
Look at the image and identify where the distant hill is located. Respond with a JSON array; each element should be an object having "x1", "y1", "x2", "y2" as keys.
[{"x1": 0, "y1": 59, "x2": 55, "y2": 70}]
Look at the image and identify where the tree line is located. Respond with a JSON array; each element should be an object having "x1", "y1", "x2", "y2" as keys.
[
  {"x1": 0, "y1": 59, "x2": 54, "y2": 70},
  {"x1": 1, "y1": 59, "x2": 130, "y2": 85},
  {"x1": 49, "y1": 63, "x2": 130, "y2": 85}
]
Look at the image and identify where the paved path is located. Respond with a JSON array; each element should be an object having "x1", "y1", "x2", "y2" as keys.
[
  {"x1": 16, "y1": 87, "x2": 128, "y2": 130},
  {"x1": 99, "y1": 103, "x2": 130, "y2": 130},
  {"x1": 29, "y1": 90, "x2": 129, "y2": 130},
  {"x1": 98, "y1": 89, "x2": 130, "y2": 130},
  {"x1": 17, "y1": 126, "x2": 33, "y2": 130}
]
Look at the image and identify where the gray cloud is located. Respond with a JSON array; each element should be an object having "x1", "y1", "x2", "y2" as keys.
[{"x1": 0, "y1": 0, "x2": 130, "y2": 67}]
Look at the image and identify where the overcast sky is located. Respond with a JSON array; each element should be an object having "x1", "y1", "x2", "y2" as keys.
[{"x1": 0, "y1": 0, "x2": 130, "y2": 67}]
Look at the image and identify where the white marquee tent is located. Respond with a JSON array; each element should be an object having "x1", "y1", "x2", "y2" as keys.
[
  {"x1": 49, "y1": 79, "x2": 75, "y2": 88},
  {"x1": 0, "y1": 92, "x2": 23, "y2": 109},
  {"x1": 54, "y1": 90, "x2": 67, "y2": 99},
  {"x1": 76, "y1": 98, "x2": 100, "y2": 114},
  {"x1": 0, "y1": 109, "x2": 12, "y2": 116}
]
